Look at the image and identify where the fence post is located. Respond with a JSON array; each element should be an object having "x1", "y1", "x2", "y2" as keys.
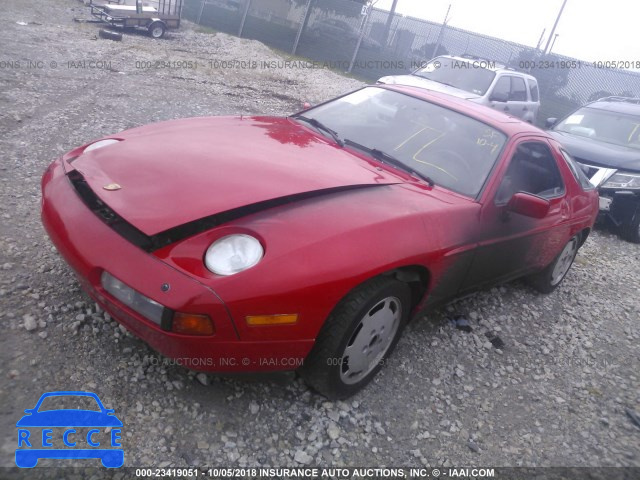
[
  {"x1": 196, "y1": 0, "x2": 205, "y2": 24},
  {"x1": 431, "y1": 4, "x2": 450, "y2": 59},
  {"x1": 238, "y1": 0, "x2": 252, "y2": 38},
  {"x1": 348, "y1": 7, "x2": 370, "y2": 73},
  {"x1": 292, "y1": 0, "x2": 313, "y2": 55}
]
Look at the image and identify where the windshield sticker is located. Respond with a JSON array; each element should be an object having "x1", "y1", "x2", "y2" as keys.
[{"x1": 564, "y1": 114, "x2": 584, "y2": 125}]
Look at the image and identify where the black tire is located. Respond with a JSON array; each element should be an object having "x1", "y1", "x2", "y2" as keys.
[
  {"x1": 620, "y1": 208, "x2": 640, "y2": 243},
  {"x1": 300, "y1": 276, "x2": 410, "y2": 400},
  {"x1": 148, "y1": 21, "x2": 166, "y2": 39},
  {"x1": 527, "y1": 234, "x2": 580, "y2": 293},
  {"x1": 99, "y1": 29, "x2": 123, "y2": 41}
]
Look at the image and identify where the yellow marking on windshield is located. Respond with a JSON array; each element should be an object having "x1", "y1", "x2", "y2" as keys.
[
  {"x1": 476, "y1": 137, "x2": 500, "y2": 154},
  {"x1": 394, "y1": 125, "x2": 443, "y2": 151},
  {"x1": 412, "y1": 158, "x2": 458, "y2": 180},
  {"x1": 629, "y1": 123, "x2": 640, "y2": 143}
]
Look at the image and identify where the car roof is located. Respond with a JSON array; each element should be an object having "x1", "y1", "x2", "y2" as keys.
[
  {"x1": 381, "y1": 84, "x2": 546, "y2": 137},
  {"x1": 586, "y1": 97, "x2": 640, "y2": 116},
  {"x1": 438, "y1": 55, "x2": 536, "y2": 79}
]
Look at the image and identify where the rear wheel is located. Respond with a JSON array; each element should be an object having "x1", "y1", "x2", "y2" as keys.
[
  {"x1": 527, "y1": 234, "x2": 580, "y2": 293},
  {"x1": 300, "y1": 276, "x2": 410, "y2": 400},
  {"x1": 148, "y1": 21, "x2": 166, "y2": 39}
]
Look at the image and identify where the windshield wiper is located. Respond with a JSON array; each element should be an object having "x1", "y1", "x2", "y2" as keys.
[
  {"x1": 344, "y1": 139, "x2": 435, "y2": 186},
  {"x1": 294, "y1": 115, "x2": 344, "y2": 147}
]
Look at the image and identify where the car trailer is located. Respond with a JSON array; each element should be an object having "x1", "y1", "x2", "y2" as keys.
[{"x1": 89, "y1": 0, "x2": 184, "y2": 38}]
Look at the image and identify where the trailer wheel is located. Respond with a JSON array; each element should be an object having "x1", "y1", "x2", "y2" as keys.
[
  {"x1": 148, "y1": 22, "x2": 166, "y2": 39},
  {"x1": 99, "y1": 29, "x2": 123, "y2": 41}
]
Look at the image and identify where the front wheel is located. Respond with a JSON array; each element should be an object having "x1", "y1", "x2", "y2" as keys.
[
  {"x1": 300, "y1": 276, "x2": 410, "y2": 400},
  {"x1": 527, "y1": 234, "x2": 580, "y2": 293}
]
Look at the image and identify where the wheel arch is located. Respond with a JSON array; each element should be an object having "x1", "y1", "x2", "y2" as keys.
[
  {"x1": 380, "y1": 265, "x2": 431, "y2": 311},
  {"x1": 578, "y1": 227, "x2": 591, "y2": 247}
]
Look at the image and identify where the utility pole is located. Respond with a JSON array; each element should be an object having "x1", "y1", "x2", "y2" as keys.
[{"x1": 544, "y1": 0, "x2": 567, "y2": 54}]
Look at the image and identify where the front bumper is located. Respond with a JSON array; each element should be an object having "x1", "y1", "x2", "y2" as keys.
[
  {"x1": 596, "y1": 189, "x2": 639, "y2": 226},
  {"x1": 41, "y1": 159, "x2": 313, "y2": 371}
]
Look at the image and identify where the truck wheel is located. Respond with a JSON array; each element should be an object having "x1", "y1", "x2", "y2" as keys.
[
  {"x1": 620, "y1": 209, "x2": 640, "y2": 243},
  {"x1": 99, "y1": 29, "x2": 123, "y2": 41},
  {"x1": 300, "y1": 276, "x2": 410, "y2": 400},
  {"x1": 148, "y1": 22, "x2": 166, "y2": 39},
  {"x1": 527, "y1": 234, "x2": 580, "y2": 293}
]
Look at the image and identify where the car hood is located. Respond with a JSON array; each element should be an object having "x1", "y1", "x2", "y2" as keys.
[
  {"x1": 16, "y1": 410, "x2": 123, "y2": 427},
  {"x1": 549, "y1": 131, "x2": 640, "y2": 171},
  {"x1": 379, "y1": 75, "x2": 481, "y2": 100},
  {"x1": 70, "y1": 116, "x2": 401, "y2": 236}
]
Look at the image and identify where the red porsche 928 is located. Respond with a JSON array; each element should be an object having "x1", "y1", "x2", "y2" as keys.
[{"x1": 41, "y1": 86, "x2": 598, "y2": 398}]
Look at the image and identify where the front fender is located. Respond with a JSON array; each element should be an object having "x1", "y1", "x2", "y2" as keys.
[{"x1": 154, "y1": 185, "x2": 480, "y2": 342}]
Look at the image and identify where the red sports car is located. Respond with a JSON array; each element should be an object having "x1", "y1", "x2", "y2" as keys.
[{"x1": 41, "y1": 86, "x2": 598, "y2": 399}]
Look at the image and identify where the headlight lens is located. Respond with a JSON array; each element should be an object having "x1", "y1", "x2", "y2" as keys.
[
  {"x1": 204, "y1": 234, "x2": 263, "y2": 276},
  {"x1": 601, "y1": 171, "x2": 640, "y2": 189},
  {"x1": 84, "y1": 139, "x2": 120, "y2": 153}
]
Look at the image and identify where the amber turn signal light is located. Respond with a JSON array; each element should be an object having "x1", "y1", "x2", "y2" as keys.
[
  {"x1": 246, "y1": 314, "x2": 298, "y2": 326},
  {"x1": 172, "y1": 312, "x2": 215, "y2": 335}
]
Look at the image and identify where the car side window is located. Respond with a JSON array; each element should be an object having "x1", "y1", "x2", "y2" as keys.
[
  {"x1": 510, "y1": 77, "x2": 527, "y2": 101},
  {"x1": 528, "y1": 79, "x2": 539, "y2": 102},
  {"x1": 492, "y1": 76, "x2": 511, "y2": 100},
  {"x1": 495, "y1": 142, "x2": 566, "y2": 204}
]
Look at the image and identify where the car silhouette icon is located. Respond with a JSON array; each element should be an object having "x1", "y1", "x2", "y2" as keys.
[{"x1": 16, "y1": 391, "x2": 123, "y2": 468}]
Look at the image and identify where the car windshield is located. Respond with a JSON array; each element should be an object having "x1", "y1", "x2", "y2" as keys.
[
  {"x1": 38, "y1": 395, "x2": 101, "y2": 412},
  {"x1": 296, "y1": 87, "x2": 507, "y2": 197},
  {"x1": 555, "y1": 107, "x2": 640, "y2": 150},
  {"x1": 413, "y1": 57, "x2": 496, "y2": 96}
]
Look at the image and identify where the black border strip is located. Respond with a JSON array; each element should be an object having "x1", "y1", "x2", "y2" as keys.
[{"x1": 68, "y1": 170, "x2": 391, "y2": 252}]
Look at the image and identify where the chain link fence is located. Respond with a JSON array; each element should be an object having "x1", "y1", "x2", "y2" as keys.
[{"x1": 184, "y1": 0, "x2": 640, "y2": 123}]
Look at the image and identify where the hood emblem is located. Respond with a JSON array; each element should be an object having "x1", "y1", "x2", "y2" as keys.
[{"x1": 103, "y1": 183, "x2": 122, "y2": 191}]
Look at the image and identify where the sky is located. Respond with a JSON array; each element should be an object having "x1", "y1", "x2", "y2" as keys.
[{"x1": 373, "y1": 0, "x2": 640, "y2": 66}]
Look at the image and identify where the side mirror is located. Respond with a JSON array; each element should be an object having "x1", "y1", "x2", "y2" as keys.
[
  {"x1": 545, "y1": 117, "x2": 558, "y2": 128},
  {"x1": 24, "y1": 409, "x2": 34, "y2": 414},
  {"x1": 506, "y1": 192, "x2": 550, "y2": 219},
  {"x1": 301, "y1": 102, "x2": 312, "y2": 110},
  {"x1": 490, "y1": 91, "x2": 509, "y2": 103}
]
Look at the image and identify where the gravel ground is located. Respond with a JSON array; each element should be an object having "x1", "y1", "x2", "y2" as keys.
[{"x1": 1, "y1": 0, "x2": 639, "y2": 476}]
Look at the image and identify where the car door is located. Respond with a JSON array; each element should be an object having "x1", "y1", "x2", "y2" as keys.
[
  {"x1": 507, "y1": 76, "x2": 529, "y2": 120},
  {"x1": 488, "y1": 76, "x2": 528, "y2": 120},
  {"x1": 459, "y1": 136, "x2": 571, "y2": 291}
]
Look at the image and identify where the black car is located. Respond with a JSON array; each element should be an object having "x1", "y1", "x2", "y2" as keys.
[{"x1": 547, "y1": 97, "x2": 640, "y2": 243}]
